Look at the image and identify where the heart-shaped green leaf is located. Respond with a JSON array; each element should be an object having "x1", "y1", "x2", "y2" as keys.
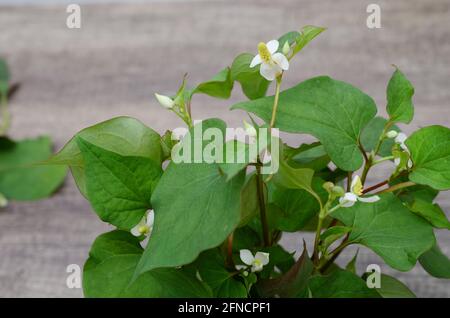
[
  {"x1": 406, "y1": 125, "x2": 450, "y2": 190},
  {"x1": 231, "y1": 76, "x2": 377, "y2": 171},
  {"x1": 77, "y1": 138, "x2": 162, "y2": 229},
  {"x1": 332, "y1": 193, "x2": 435, "y2": 271},
  {"x1": 0, "y1": 136, "x2": 67, "y2": 200}
]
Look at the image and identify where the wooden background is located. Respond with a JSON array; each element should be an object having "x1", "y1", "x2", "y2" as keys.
[{"x1": 0, "y1": 0, "x2": 449, "y2": 297}]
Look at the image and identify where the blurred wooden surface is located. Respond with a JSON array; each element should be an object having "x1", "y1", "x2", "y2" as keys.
[{"x1": 0, "y1": 0, "x2": 449, "y2": 297}]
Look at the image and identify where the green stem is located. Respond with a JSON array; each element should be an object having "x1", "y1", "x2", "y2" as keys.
[
  {"x1": 372, "y1": 155, "x2": 394, "y2": 165},
  {"x1": 361, "y1": 122, "x2": 394, "y2": 184},
  {"x1": 375, "y1": 181, "x2": 415, "y2": 195},
  {"x1": 312, "y1": 212, "x2": 324, "y2": 264},
  {"x1": 256, "y1": 165, "x2": 270, "y2": 246},
  {"x1": 269, "y1": 76, "x2": 282, "y2": 129},
  {"x1": 0, "y1": 93, "x2": 10, "y2": 136}
]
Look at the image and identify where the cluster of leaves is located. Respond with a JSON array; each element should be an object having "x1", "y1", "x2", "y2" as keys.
[
  {"x1": 49, "y1": 26, "x2": 450, "y2": 298},
  {"x1": 0, "y1": 58, "x2": 66, "y2": 206}
]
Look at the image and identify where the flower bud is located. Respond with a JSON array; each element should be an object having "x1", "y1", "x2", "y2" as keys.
[
  {"x1": 322, "y1": 181, "x2": 334, "y2": 192},
  {"x1": 386, "y1": 130, "x2": 398, "y2": 139},
  {"x1": 155, "y1": 93, "x2": 175, "y2": 109},
  {"x1": 282, "y1": 41, "x2": 290, "y2": 56},
  {"x1": 331, "y1": 186, "x2": 345, "y2": 197}
]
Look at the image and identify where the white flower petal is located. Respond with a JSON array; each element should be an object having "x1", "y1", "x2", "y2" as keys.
[
  {"x1": 358, "y1": 195, "x2": 380, "y2": 203},
  {"x1": 394, "y1": 157, "x2": 401, "y2": 166},
  {"x1": 395, "y1": 133, "x2": 407, "y2": 144},
  {"x1": 146, "y1": 210, "x2": 155, "y2": 227},
  {"x1": 260, "y1": 63, "x2": 278, "y2": 81},
  {"x1": 131, "y1": 225, "x2": 141, "y2": 237},
  {"x1": 239, "y1": 249, "x2": 254, "y2": 265},
  {"x1": 266, "y1": 40, "x2": 279, "y2": 54},
  {"x1": 339, "y1": 192, "x2": 358, "y2": 208},
  {"x1": 255, "y1": 252, "x2": 270, "y2": 265},
  {"x1": 350, "y1": 175, "x2": 360, "y2": 191},
  {"x1": 251, "y1": 263, "x2": 264, "y2": 272},
  {"x1": 272, "y1": 53, "x2": 289, "y2": 71},
  {"x1": 250, "y1": 54, "x2": 262, "y2": 68},
  {"x1": 155, "y1": 93, "x2": 174, "y2": 109}
]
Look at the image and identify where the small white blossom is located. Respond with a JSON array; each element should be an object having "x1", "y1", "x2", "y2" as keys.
[
  {"x1": 250, "y1": 40, "x2": 289, "y2": 81},
  {"x1": 395, "y1": 132, "x2": 408, "y2": 151},
  {"x1": 339, "y1": 175, "x2": 380, "y2": 208},
  {"x1": 155, "y1": 93, "x2": 175, "y2": 109},
  {"x1": 236, "y1": 249, "x2": 270, "y2": 273},
  {"x1": 386, "y1": 130, "x2": 398, "y2": 139},
  {"x1": 131, "y1": 210, "x2": 154, "y2": 237}
]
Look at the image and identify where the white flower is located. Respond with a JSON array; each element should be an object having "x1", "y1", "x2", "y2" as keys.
[
  {"x1": 131, "y1": 210, "x2": 154, "y2": 237},
  {"x1": 386, "y1": 130, "x2": 398, "y2": 139},
  {"x1": 395, "y1": 132, "x2": 408, "y2": 151},
  {"x1": 339, "y1": 175, "x2": 380, "y2": 208},
  {"x1": 250, "y1": 40, "x2": 289, "y2": 81},
  {"x1": 237, "y1": 249, "x2": 270, "y2": 273},
  {"x1": 155, "y1": 93, "x2": 175, "y2": 109}
]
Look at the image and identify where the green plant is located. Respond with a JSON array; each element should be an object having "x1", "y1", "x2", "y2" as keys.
[
  {"x1": 50, "y1": 26, "x2": 450, "y2": 298},
  {"x1": 0, "y1": 58, "x2": 67, "y2": 206}
]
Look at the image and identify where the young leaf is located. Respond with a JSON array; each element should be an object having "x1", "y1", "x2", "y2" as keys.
[
  {"x1": 375, "y1": 274, "x2": 416, "y2": 298},
  {"x1": 331, "y1": 193, "x2": 435, "y2": 271},
  {"x1": 77, "y1": 138, "x2": 162, "y2": 229},
  {"x1": 230, "y1": 53, "x2": 270, "y2": 100},
  {"x1": 195, "y1": 249, "x2": 247, "y2": 298},
  {"x1": 406, "y1": 125, "x2": 450, "y2": 190},
  {"x1": 0, "y1": 136, "x2": 67, "y2": 200},
  {"x1": 408, "y1": 199, "x2": 450, "y2": 230},
  {"x1": 386, "y1": 68, "x2": 414, "y2": 124},
  {"x1": 272, "y1": 160, "x2": 322, "y2": 207},
  {"x1": 419, "y1": 243, "x2": 450, "y2": 279},
  {"x1": 292, "y1": 25, "x2": 326, "y2": 56},
  {"x1": 48, "y1": 116, "x2": 163, "y2": 196},
  {"x1": 231, "y1": 76, "x2": 377, "y2": 171},
  {"x1": 193, "y1": 68, "x2": 234, "y2": 99},
  {"x1": 360, "y1": 117, "x2": 400, "y2": 157},
  {"x1": 308, "y1": 269, "x2": 379, "y2": 298},
  {"x1": 320, "y1": 226, "x2": 352, "y2": 252},
  {"x1": 268, "y1": 178, "x2": 326, "y2": 232}
]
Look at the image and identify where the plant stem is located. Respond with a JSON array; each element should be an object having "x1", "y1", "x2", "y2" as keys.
[
  {"x1": 269, "y1": 76, "x2": 282, "y2": 130},
  {"x1": 362, "y1": 179, "x2": 389, "y2": 194},
  {"x1": 375, "y1": 181, "x2": 415, "y2": 195},
  {"x1": 319, "y1": 236, "x2": 351, "y2": 272},
  {"x1": 312, "y1": 213, "x2": 324, "y2": 264},
  {"x1": 255, "y1": 164, "x2": 270, "y2": 246},
  {"x1": 347, "y1": 171, "x2": 352, "y2": 192},
  {"x1": 0, "y1": 93, "x2": 10, "y2": 136},
  {"x1": 372, "y1": 155, "x2": 394, "y2": 165},
  {"x1": 226, "y1": 232, "x2": 235, "y2": 268}
]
